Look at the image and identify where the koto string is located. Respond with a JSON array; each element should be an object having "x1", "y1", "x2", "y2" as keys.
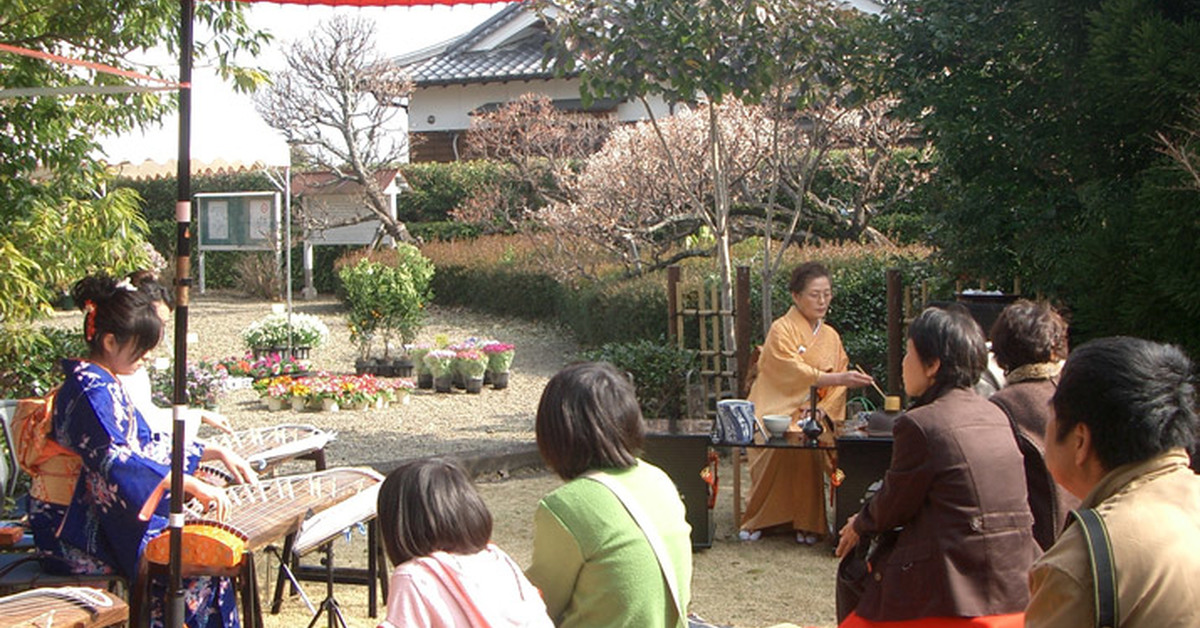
[{"x1": 176, "y1": 469, "x2": 374, "y2": 541}]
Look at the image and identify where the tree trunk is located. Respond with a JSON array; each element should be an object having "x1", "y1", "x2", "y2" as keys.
[{"x1": 709, "y1": 104, "x2": 737, "y2": 367}]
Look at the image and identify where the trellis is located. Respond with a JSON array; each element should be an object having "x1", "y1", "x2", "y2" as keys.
[{"x1": 667, "y1": 266, "x2": 752, "y2": 423}]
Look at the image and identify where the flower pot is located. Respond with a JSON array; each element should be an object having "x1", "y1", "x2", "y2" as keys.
[
  {"x1": 417, "y1": 372, "x2": 433, "y2": 389},
  {"x1": 452, "y1": 371, "x2": 465, "y2": 390},
  {"x1": 483, "y1": 370, "x2": 492, "y2": 385},
  {"x1": 465, "y1": 376, "x2": 484, "y2": 394},
  {"x1": 491, "y1": 371, "x2": 510, "y2": 390},
  {"x1": 375, "y1": 358, "x2": 394, "y2": 377},
  {"x1": 352, "y1": 400, "x2": 369, "y2": 411},
  {"x1": 266, "y1": 396, "x2": 284, "y2": 411},
  {"x1": 320, "y1": 398, "x2": 340, "y2": 412},
  {"x1": 393, "y1": 357, "x2": 414, "y2": 379},
  {"x1": 434, "y1": 374, "x2": 454, "y2": 393},
  {"x1": 291, "y1": 397, "x2": 308, "y2": 412}
]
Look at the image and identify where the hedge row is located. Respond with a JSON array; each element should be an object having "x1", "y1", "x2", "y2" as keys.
[{"x1": 424, "y1": 236, "x2": 939, "y2": 395}]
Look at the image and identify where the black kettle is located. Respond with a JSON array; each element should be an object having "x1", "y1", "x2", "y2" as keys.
[{"x1": 800, "y1": 385, "x2": 824, "y2": 445}]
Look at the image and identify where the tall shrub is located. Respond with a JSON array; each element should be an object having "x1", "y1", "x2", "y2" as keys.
[{"x1": 336, "y1": 244, "x2": 435, "y2": 358}]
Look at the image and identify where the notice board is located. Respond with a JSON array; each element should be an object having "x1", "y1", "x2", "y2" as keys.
[{"x1": 196, "y1": 192, "x2": 280, "y2": 251}]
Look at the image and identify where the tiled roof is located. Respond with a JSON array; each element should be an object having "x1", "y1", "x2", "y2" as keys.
[
  {"x1": 395, "y1": 3, "x2": 563, "y2": 87},
  {"x1": 292, "y1": 168, "x2": 403, "y2": 196}
]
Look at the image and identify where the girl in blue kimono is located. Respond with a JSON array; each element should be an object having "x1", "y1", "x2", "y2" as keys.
[{"x1": 29, "y1": 273, "x2": 254, "y2": 628}]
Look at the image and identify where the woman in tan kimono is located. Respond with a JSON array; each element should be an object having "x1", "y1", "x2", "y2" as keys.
[{"x1": 741, "y1": 262, "x2": 875, "y2": 544}]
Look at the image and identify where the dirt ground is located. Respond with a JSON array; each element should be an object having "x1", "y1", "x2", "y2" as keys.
[
  {"x1": 253, "y1": 465, "x2": 839, "y2": 628},
  {"x1": 41, "y1": 291, "x2": 840, "y2": 627}
]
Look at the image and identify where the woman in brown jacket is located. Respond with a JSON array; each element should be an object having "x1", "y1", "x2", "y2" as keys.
[
  {"x1": 988, "y1": 300, "x2": 1079, "y2": 551},
  {"x1": 835, "y1": 307, "x2": 1038, "y2": 628}
]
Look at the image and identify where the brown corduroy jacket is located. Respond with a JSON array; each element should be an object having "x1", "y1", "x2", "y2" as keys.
[
  {"x1": 852, "y1": 388, "x2": 1039, "y2": 622},
  {"x1": 989, "y1": 377, "x2": 1081, "y2": 551}
]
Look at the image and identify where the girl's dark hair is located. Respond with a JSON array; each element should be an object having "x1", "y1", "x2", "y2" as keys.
[
  {"x1": 990, "y1": 299, "x2": 1068, "y2": 371},
  {"x1": 787, "y1": 262, "x2": 831, "y2": 295},
  {"x1": 908, "y1": 306, "x2": 988, "y2": 406},
  {"x1": 536, "y1": 361, "x2": 644, "y2": 480},
  {"x1": 1052, "y1": 337, "x2": 1197, "y2": 471},
  {"x1": 126, "y1": 269, "x2": 173, "y2": 310},
  {"x1": 376, "y1": 459, "x2": 493, "y2": 566},
  {"x1": 71, "y1": 272, "x2": 163, "y2": 358}
]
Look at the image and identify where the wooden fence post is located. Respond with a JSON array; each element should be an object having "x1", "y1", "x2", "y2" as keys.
[
  {"x1": 735, "y1": 266, "x2": 751, "y2": 398},
  {"x1": 886, "y1": 268, "x2": 903, "y2": 397}
]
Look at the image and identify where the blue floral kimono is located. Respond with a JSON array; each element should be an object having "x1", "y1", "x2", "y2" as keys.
[{"x1": 30, "y1": 359, "x2": 240, "y2": 628}]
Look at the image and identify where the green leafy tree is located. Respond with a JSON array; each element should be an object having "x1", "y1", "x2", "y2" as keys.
[
  {"x1": 880, "y1": 0, "x2": 1200, "y2": 354},
  {"x1": 0, "y1": 1, "x2": 270, "y2": 353}
]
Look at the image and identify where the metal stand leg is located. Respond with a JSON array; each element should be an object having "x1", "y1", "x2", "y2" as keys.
[{"x1": 304, "y1": 541, "x2": 347, "y2": 628}]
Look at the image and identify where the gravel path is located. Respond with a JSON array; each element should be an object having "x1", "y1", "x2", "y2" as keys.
[{"x1": 45, "y1": 290, "x2": 580, "y2": 470}]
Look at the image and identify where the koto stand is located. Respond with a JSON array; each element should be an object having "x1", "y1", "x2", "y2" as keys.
[{"x1": 305, "y1": 540, "x2": 348, "y2": 628}]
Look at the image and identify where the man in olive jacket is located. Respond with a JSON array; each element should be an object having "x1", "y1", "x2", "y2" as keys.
[{"x1": 1027, "y1": 337, "x2": 1200, "y2": 627}]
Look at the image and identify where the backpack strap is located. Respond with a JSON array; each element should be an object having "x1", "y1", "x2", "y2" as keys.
[
  {"x1": 1069, "y1": 508, "x2": 1118, "y2": 628},
  {"x1": 584, "y1": 470, "x2": 686, "y2": 628}
]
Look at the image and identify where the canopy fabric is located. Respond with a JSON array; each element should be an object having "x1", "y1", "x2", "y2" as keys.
[{"x1": 229, "y1": 0, "x2": 510, "y2": 5}]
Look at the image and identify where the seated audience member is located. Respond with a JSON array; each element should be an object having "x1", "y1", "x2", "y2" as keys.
[
  {"x1": 376, "y1": 459, "x2": 551, "y2": 628},
  {"x1": 527, "y1": 362, "x2": 692, "y2": 628},
  {"x1": 1026, "y1": 336, "x2": 1200, "y2": 627},
  {"x1": 835, "y1": 307, "x2": 1036, "y2": 628},
  {"x1": 988, "y1": 299, "x2": 1079, "y2": 550}
]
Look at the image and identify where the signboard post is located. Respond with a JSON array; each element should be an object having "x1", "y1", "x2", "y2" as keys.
[{"x1": 195, "y1": 192, "x2": 282, "y2": 293}]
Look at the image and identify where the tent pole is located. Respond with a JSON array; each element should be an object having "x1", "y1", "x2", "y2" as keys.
[{"x1": 169, "y1": 0, "x2": 193, "y2": 626}]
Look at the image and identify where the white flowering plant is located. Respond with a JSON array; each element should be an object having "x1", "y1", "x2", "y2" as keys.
[{"x1": 241, "y1": 312, "x2": 330, "y2": 350}]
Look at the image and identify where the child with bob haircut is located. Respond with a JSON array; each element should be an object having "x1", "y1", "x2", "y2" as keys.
[{"x1": 376, "y1": 458, "x2": 551, "y2": 628}]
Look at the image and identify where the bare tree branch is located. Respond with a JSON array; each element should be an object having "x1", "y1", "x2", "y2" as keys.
[{"x1": 255, "y1": 15, "x2": 416, "y2": 244}]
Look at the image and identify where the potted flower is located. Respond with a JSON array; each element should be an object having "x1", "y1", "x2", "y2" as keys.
[
  {"x1": 264, "y1": 375, "x2": 294, "y2": 411},
  {"x1": 242, "y1": 312, "x2": 329, "y2": 360},
  {"x1": 241, "y1": 314, "x2": 290, "y2": 358},
  {"x1": 482, "y1": 342, "x2": 515, "y2": 390},
  {"x1": 408, "y1": 343, "x2": 433, "y2": 389},
  {"x1": 423, "y1": 349, "x2": 457, "y2": 393},
  {"x1": 288, "y1": 313, "x2": 330, "y2": 358},
  {"x1": 287, "y1": 379, "x2": 314, "y2": 411},
  {"x1": 387, "y1": 378, "x2": 415, "y2": 407},
  {"x1": 149, "y1": 359, "x2": 229, "y2": 410},
  {"x1": 309, "y1": 377, "x2": 341, "y2": 412},
  {"x1": 454, "y1": 349, "x2": 488, "y2": 394}
]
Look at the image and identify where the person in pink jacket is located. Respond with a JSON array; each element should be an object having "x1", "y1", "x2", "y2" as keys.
[{"x1": 376, "y1": 458, "x2": 552, "y2": 628}]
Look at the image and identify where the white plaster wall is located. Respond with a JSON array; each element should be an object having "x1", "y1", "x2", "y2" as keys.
[{"x1": 408, "y1": 79, "x2": 673, "y2": 132}]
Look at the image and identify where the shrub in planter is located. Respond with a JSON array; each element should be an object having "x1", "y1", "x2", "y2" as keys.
[{"x1": 337, "y1": 245, "x2": 435, "y2": 362}]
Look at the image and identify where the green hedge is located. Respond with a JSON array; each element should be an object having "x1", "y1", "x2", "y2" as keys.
[{"x1": 581, "y1": 339, "x2": 697, "y2": 421}]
